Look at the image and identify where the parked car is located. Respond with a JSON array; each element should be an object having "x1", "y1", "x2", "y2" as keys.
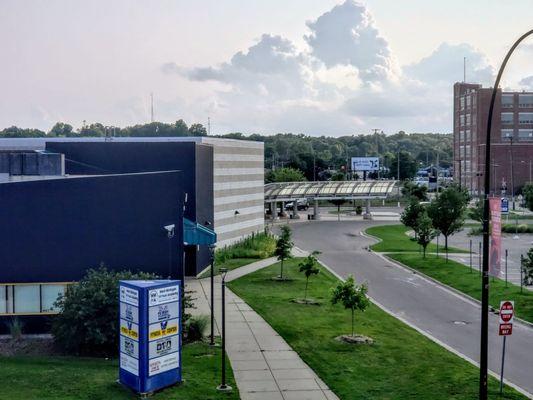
[{"x1": 285, "y1": 199, "x2": 309, "y2": 211}]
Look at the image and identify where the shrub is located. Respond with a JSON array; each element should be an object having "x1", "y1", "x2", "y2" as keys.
[
  {"x1": 355, "y1": 205, "x2": 363, "y2": 215},
  {"x1": 215, "y1": 232, "x2": 276, "y2": 264},
  {"x1": 184, "y1": 315, "x2": 209, "y2": 343},
  {"x1": 7, "y1": 317, "x2": 23, "y2": 340},
  {"x1": 52, "y1": 267, "x2": 158, "y2": 356}
]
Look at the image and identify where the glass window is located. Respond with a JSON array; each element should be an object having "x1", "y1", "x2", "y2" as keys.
[
  {"x1": 41, "y1": 285, "x2": 65, "y2": 313},
  {"x1": 466, "y1": 114, "x2": 471, "y2": 125},
  {"x1": 518, "y1": 129, "x2": 533, "y2": 141},
  {"x1": 14, "y1": 285, "x2": 40, "y2": 313},
  {"x1": 502, "y1": 94, "x2": 514, "y2": 108},
  {"x1": 501, "y1": 129, "x2": 514, "y2": 141},
  {"x1": 460, "y1": 115, "x2": 465, "y2": 126},
  {"x1": 519, "y1": 113, "x2": 533, "y2": 124},
  {"x1": 501, "y1": 113, "x2": 514, "y2": 124},
  {"x1": 460, "y1": 97, "x2": 465, "y2": 110},
  {"x1": 0, "y1": 286, "x2": 6, "y2": 314},
  {"x1": 519, "y1": 94, "x2": 533, "y2": 108}
]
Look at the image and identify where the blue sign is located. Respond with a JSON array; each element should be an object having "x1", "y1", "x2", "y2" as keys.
[
  {"x1": 119, "y1": 280, "x2": 181, "y2": 394},
  {"x1": 501, "y1": 198, "x2": 509, "y2": 214}
]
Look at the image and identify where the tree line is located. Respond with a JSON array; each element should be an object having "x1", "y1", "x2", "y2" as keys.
[{"x1": 1, "y1": 120, "x2": 453, "y2": 180}]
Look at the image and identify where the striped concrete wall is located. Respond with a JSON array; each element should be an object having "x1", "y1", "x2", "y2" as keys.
[{"x1": 201, "y1": 138, "x2": 265, "y2": 248}]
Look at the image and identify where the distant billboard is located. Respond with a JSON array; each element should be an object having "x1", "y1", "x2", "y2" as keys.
[{"x1": 351, "y1": 157, "x2": 379, "y2": 172}]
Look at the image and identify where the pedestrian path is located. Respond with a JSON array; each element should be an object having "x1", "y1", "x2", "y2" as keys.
[{"x1": 187, "y1": 257, "x2": 339, "y2": 400}]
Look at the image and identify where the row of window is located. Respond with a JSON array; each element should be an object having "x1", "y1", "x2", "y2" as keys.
[
  {"x1": 501, "y1": 112, "x2": 533, "y2": 124},
  {"x1": 502, "y1": 94, "x2": 533, "y2": 108},
  {"x1": 501, "y1": 129, "x2": 533, "y2": 141},
  {"x1": 0, "y1": 283, "x2": 69, "y2": 315}
]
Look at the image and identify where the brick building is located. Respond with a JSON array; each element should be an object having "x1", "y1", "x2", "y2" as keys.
[{"x1": 453, "y1": 82, "x2": 533, "y2": 197}]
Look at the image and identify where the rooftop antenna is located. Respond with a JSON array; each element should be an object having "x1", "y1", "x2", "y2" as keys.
[
  {"x1": 463, "y1": 57, "x2": 467, "y2": 83},
  {"x1": 150, "y1": 92, "x2": 154, "y2": 123}
]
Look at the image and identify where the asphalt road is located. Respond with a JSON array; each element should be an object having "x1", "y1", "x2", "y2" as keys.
[{"x1": 289, "y1": 220, "x2": 533, "y2": 397}]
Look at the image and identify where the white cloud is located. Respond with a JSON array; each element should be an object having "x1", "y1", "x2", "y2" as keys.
[
  {"x1": 519, "y1": 76, "x2": 533, "y2": 90},
  {"x1": 304, "y1": 0, "x2": 399, "y2": 84}
]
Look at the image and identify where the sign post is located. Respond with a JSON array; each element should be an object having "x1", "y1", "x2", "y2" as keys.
[
  {"x1": 119, "y1": 280, "x2": 182, "y2": 395},
  {"x1": 498, "y1": 300, "x2": 514, "y2": 396}
]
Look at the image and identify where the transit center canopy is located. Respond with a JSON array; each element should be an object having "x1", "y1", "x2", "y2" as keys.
[{"x1": 264, "y1": 180, "x2": 397, "y2": 202}]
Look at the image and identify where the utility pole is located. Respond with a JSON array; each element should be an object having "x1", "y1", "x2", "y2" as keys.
[
  {"x1": 208, "y1": 117, "x2": 211, "y2": 136},
  {"x1": 150, "y1": 92, "x2": 154, "y2": 123},
  {"x1": 509, "y1": 136, "x2": 515, "y2": 210},
  {"x1": 397, "y1": 149, "x2": 401, "y2": 208}
]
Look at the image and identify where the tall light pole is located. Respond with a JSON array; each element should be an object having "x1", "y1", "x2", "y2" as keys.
[
  {"x1": 479, "y1": 29, "x2": 533, "y2": 400},
  {"x1": 397, "y1": 149, "x2": 401, "y2": 207},
  {"x1": 509, "y1": 136, "x2": 516, "y2": 210}
]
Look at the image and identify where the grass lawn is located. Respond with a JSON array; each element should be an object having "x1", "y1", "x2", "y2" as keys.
[
  {"x1": 0, "y1": 342, "x2": 238, "y2": 400},
  {"x1": 388, "y1": 253, "x2": 533, "y2": 324},
  {"x1": 228, "y1": 259, "x2": 525, "y2": 400},
  {"x1": 198, "y1": 257, "x2": 259, "y2": 279},
  {"x1": 366, "y1": 224, "x2": 467, "y2": 253}
]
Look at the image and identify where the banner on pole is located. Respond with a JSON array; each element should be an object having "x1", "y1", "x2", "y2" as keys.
[{"x1": 489, "y1": 197, "x2": 502, "y2": 278}]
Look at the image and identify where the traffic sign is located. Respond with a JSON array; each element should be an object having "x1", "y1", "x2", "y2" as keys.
[{"x1": 498, "y1": 300, "x2": 514, "y2": 336}]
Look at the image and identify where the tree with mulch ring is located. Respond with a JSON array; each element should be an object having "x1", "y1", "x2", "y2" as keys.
[
  {"x1": 330, "y1": 275, "x2": 372, "y2": 345},
  {"x1": 273, "y1": 224, "x2": 293, "y2": 281},
  {"x1": 291, "y1": 251, "x2": 321, "y2": 305}
]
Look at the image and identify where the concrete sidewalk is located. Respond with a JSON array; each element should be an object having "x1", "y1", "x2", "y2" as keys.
[{"x1": 186, "y1": 257, "x2": 339, "y2": 400}]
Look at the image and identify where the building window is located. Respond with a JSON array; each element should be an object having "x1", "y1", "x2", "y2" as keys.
[
  {"x1": 466, "y1": 96, "x2": 471, "y2": 108},
  {"x1": 460, "y1": 97, "x2": 465, "y2": 111},
  {"x1": 14, "y1": 285, "x2": 40, "y2": 314},
  {"x1": 502, "y1": 94, "x2": 514, "y2": 108},
  {"x1": 519, "y1": 94, "x2": 533, "y2": 108},
  {"x1": 501, "y1": 129, "x2": 514, "y2": 141},
  {"x1": 501, "y1": 112, "x2": 514, "y2": 125},
  {"x1": 465, "y1": 130, "x2": 471, "y2": 141},
  {"x1": 0, "y1": 283, "x2": 70, "y2": 315},
  {"x1": 519, "y1": 112, "x2": 533, "y2": 124},
  {"x1": 460, "y1": 115, "x2": 465, "y2": 126},
  {"x1": 41, "y1": 284, "x2": 65, "y2": 313},
  {"x1": 466, "y1": 114, "x2": 471, "y2": 125},
  {"x1": 518, "y1": 129, "x2": 533, "y2": 141}
]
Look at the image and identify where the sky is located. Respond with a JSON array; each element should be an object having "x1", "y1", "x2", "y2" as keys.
[{"x1": 1, "y1": 0, "x2": 532, "y2": 136}]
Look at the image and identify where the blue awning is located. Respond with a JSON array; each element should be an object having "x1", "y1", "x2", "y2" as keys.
[{"x1": 183, "y1": 218, "x2": 217, "y2": 245}]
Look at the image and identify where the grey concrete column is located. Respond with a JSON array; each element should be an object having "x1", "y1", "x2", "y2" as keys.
[
  {"x1": 363, "y1": 198, "x2": 372, "y2": 220},
  {"x1": 313, "y1": 199, "x2": 320, "y2": 220},
  {"x1": 292, "y1": 202, "x2": 300, "y2": 219},
  {"x1": 272, "y1": 202, "x2": 278, "y2": 220}
]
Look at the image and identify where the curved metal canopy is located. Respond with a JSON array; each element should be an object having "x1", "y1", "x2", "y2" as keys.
[{"x1": 264, "y1": 180, "x2": 397, "y2": 202}]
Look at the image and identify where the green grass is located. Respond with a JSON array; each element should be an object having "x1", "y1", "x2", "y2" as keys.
[
  {"x1": 366, "y1": 224, "x2": 467, "y2": 253},
  {"x1": 198, "y1": 232, "x2": 276, "y2": 278},
  {"x1": 389, "y1": 253, "x2": 533, "y2": 324},
  {"x1": 0, "y1": 342, "x2": 238, "y2": 400},
  {"x1": 228, "y1": 259, "x2": 526, "y2": 400}
]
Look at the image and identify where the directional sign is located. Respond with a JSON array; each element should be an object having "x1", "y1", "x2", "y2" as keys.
[
  {"x1": 119, "y1": 280, "x2": 181, "y2": 394},
  {"x1": 498, "y1": 300, "x2": 514, "y2": 336}
]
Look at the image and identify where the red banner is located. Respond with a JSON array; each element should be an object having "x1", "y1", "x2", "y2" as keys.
[{"x1": 489, "y1": 197, "x2": 502, "y2": 278}]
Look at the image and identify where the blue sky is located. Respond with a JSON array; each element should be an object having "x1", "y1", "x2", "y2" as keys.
[{"x1": 1, "y1": 0, "x2": 532, "y2": 135}]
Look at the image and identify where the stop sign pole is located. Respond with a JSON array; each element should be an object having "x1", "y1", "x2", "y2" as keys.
[{"x1": 498, "y1": 301, "x2": 514, "y2": 396}]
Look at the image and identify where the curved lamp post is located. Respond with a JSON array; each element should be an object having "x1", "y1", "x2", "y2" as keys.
[{"x1": 479, "y1": 29, "x2": 533, "y2": 400}]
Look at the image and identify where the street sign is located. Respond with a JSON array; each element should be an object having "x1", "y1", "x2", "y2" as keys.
[
  {"x1": 351, "y1": 157, "x2": 379, "y2": 172},
  {"x1": 498, "y1": 300, "x2": 514, "y2": 336},
  {"x1": 119, "y1": 280, "x2": 181, "y2": 395},
  {"x1": 501, "y1": 198, "x2": 509, "y2": 214}
]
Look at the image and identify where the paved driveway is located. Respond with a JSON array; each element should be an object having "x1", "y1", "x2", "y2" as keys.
[{"x1": 289, "y1": 220, "x2": 533, "y2": 397}]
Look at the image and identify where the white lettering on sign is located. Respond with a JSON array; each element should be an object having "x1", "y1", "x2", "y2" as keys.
[
  {"x1": 148, "y1": 318, "x2": 179, "y2": 341},
  {"x1": 499, "y1": 301, "x2": 514, "y2": 324},
  {"x1": 120, "y1": 286, "x2": 139, "y2": 307},
  {"x1": 120, "y1": 335, "x2": 139, "y2": 359},
  {"x1": 120, "y1": 302, "x2": 139, "y2": 324},
  {"x1": 149, "y1": 302, "x2": 179, "y2": 324},
  {"x1": 149, "y1": 285, "x2": 180, "y2": 306},
  {"x1": 120, "y1": 318, "x2": 139, "y2": 340},
  {"x1": 120, "y1": 352, "x2": 139, "y2": 376},
  {"x1": 351, "y1": 157, "x2": 379, "y2": 172},
  {"x1": 149, "y1": 335, "x2": 180, "y2": 359},
  {"x1": 148, "y1": 352, "x2": 180, "y2": 377}
]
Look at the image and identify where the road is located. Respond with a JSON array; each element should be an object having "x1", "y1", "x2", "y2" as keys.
[{"x1": 289, "y1": 220, "x2": 533, "y2": 397}]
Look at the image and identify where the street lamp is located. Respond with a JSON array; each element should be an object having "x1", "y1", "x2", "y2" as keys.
[
  {"x1": 208, "y1": 243, "x2": 216, "y2": 346},
  {"x1": 216, "y1": 268, "x2": 232, "y2": 392},
  {"x1": 479, "y1": 29, "x2": 533, "y2": 400}
]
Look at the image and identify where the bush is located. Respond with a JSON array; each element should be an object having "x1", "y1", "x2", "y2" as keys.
[
  {"x1": 355, "y1": 205, "x2": 363, "y2": 215},
  {"x1": 7, "y1": 317, "x2": 23, "y2": 340},
  {"x1": 184, "y1": 315, "x2": 209, "y2": 343},
  {"x1": 52, "y1": 267, "x2": 158, "y2": 356},
  {"x1": 215, "y1": 232, "x2": 276, "y2": 264}
]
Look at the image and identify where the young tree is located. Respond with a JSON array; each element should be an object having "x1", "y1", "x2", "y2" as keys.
[
  {"x1": 468, "y1": 200, "x2": 484, "y2": 223},
  {"x1": 402, "y1": 181, "x2": 428, "y2": 201},
  {"x1": 415, "y1": 211, "x2": 437, "y2": 258},
  {"x1": 523, "y1": 184, "x2": 533, "y2": 212},
  {"x1": 275, "y1": 225, "x2": 293, "y2": 279},
  {"x1": 522, "y1": 248, "x2": 533, "y2": 286},
  {"x1": 266, "y1": 167, "x2": 306, "y2": 183},
  {"x1": 400, "y1": 198, "x2": 424, "y2": 233},
  {"x1": 298, "y1": 251, "x2": 321, "y2": 300},
  {"x1": 330, "y1": 275, "x2": 369, "y2": 337},
  {"x1": 427, "y1": 185, "x2": 469, "y2": 250}
]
